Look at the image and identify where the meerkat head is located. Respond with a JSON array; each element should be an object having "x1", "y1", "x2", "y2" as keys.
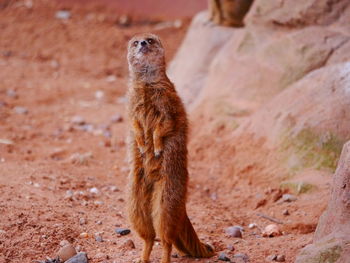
[{"x1": 127, "y1": 33, "x2": 166, "y2": 83}]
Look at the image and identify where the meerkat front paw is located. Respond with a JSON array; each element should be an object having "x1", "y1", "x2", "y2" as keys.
[{"x1": 154, "y1": 149, "x2": 162, "y2": 158}]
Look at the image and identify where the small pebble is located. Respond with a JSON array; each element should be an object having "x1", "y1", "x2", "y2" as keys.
[
  {"x1": 248, "y1": 223, "x2": 257, "y2": 229},
  {"x1": 116, "y1": 96, "x2": 127, "y2": 104},
  {"x1": 14, "y1": 106, "x2": 28, "y2": 114},
  {"x1": 79, "y1": 124, "x2": 94, "y2": 132},
  {"x1": 59, "y1": 240, "x2": 70, "y2": 247},
  {"x1": 71, "y1": 116, "x2": 85, "y2": 125},
  {"x1": 234, "y1": 253, "x2": 249, "y2": 263},
  {"x1": 57, "y1": 244, "x2": 77, "y2": 262},
  {"x1": 115, "y1": 228, "x2": 131, "y2": 236},
  {"x1": 56, "y1": 10, "x2": 71, "y2": 20},
  {"x1": 94, "y1": 252, "x2": 107, "y2": 259},
  {"x1": 123, "y1": 239, "x2": 135, "y2": 249},
  {"x1": 262, "y1": 224, "x2": 282, "y2": 237},
  {"x1": 225, "y1": 226, "x2": 243, "y2": 238},
  {"x1": 75, "y1": 245, "x2": 82, "y2": 252},
  {"x1": 0, "y1": 139, "x2": 13, "y2": 145},
  {"x1": 218, "y1": 252, "x2": 230, "y2": 261},
  {"x1": 95, "y1": 90, "x2": 104, "y2": 100},
  {"x1": 109, "y1": 185, "x2": 119, "y2": 192},
  {"x1": 276, "y1": 255, "x2": 286, "y2": 262},
  {"x1": 50, "y1": 60, "x2": 60, "y2": 69},
  {"x1": 266, "y1": 254, "x2": 277, "y2": 261},
  {"x1": 96, "y1": 220, "x2": 102, "y2": 225},
  {"x1": 210, "y1": 192, "x2": 217, "y2": 200},
  {"x1": 65, "y1": 252, "x2": 88, "y2": 263},
  {"x1": 65, "y1": 190, "x2": 74, "y2": 200},
  {"x1": 79, "y1": 232, "x2": 89, "y2": 238},
  {"x1": 70, "y1": 152, "x2": 92, "y2": 165},
  {"x1": 95, "y1": 235, "x2": 103, "y2": 242},
  {"x1": 118, "y1": 14, "x2": 131, "y2": 26},
  {"x1": 110, "y1": 114, "x2": 123, "y2": 123},
  {"x1": 174, "y1": 19, "x2": 182, "y2": 28},
  {"x1": 106, "y1": 75, "x2": 117, "y2": 82},
  {"x1": 89, "y1": 187, "x2": 100, "y2": 195},
  {"x1": 94, "y1": 200, "x2": 104, "y2": 205},
  {"x1": 282, "y1": 209, "x2": 290, "y2": 216},
  {"x1": 79, "y1": 218, "x2": 86, "y2": 225},
  {"x1": 282, "y1": 194, "x2": 297, "y2": 202},
  {"x1": 227, "y1": 244, "x2": 235, "y2": 251},
  {"x1": 6, "y1": 89, "x2": 17, "y2": 98}
]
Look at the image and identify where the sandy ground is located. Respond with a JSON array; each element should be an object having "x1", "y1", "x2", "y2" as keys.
[{"x1": 0, "y1": 1, "x2": 331, "y2": 262}]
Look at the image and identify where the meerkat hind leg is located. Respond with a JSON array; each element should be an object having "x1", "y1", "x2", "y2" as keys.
[
  {"x1": 138, "y1": 238, "x2": 154, "y2": 263},
  {"x1": 160, "y1": 241, "x2": 172, "y2": 263}
]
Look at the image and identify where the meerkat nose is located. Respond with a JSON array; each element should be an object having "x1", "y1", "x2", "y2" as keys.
[{"x1": 141, "y1": 40, "x2": 147, "y2": 46}]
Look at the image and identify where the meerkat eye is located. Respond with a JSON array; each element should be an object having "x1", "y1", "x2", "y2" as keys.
[
  {"x1": 147, "y1": 38, "x2": 154, "y2": 44},
  {"x1": 133, "y1": 41, "x2": 139, "y2": 47}
]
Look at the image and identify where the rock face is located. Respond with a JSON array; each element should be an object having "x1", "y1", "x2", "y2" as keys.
[
  {"x1": 231, "y1": 62, "x2": 350, "y2": 172},
  {"x1": 295, "y1": 141, "x2": 350, "y2": 263},
  {"x1": 245, "y1": 0, "x2": 350, "y2": 28},
  {"x1": 169, "y1": 0, "x2": 350, "y2": 176},
  {"x1": 314, "y1": 142, "x2": 350, "y2": 241},
  {"x1": 167, "y1": 11, "x2": 235, "y2": 108},
  {"x1": 235, "y1": 62, "x2": 350, "y2": 143},
  {"x1": 197, "y1": 26, "x2": 349, "y2": 114},
  {"x1": 169, "y1": 3, "x2": 350, "y2": 115}
]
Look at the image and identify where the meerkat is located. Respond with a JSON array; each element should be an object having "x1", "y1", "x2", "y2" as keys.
[
  {"x1": 126, "y1": 33, "x2": 214, "y2": 263},
  {"x1": 208, "y1": 0, "x2": 254, "y2": 27}
]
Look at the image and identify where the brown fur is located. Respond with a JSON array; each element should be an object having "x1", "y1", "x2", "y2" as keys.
[
  {"x1": 209, "y1": 0, "x2": 254, "y2": 27},
  {"x1": 126, "y1": 33, "x2": 214, "y2": 263}
]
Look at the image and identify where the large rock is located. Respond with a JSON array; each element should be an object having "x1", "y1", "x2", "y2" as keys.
[
  {"x1": 169, "y1": 12, "x2": 350, "y2": 113},
  {"x1": 245, "y1": 0, "x2": 350, "y2": 28},
  {"x1": 235, "y1": 62, "x2": 350, "y2": 143},
  {"x1": 233, "y1": 62, "x2": 350, "y2": 171},
  {"x1": 196, "y1": 26, "x2": 348, "y2": 113},
  {"x1": 167, "y1": 11, "x2": 235, "y2": 108},
  {"x1": 295, "y1": 141, "x2": 350, "y2": 263}
]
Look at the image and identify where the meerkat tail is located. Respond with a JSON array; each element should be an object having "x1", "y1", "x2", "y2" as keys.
[{"x1": 174, "y1": 214, "x2": 214, "y2": 258}]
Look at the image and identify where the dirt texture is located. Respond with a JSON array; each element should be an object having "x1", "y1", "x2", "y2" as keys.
[{"x1": 0, "y1": 1, "x2": 339, "y2": 263}]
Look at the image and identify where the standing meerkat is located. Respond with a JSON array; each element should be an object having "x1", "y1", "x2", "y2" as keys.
[
  {"x1": 127, "y1": 33, "x2": 214, "y2": 263},
  {"x1": 208, "y1": 0, "x2": 254, "y2": 27}
]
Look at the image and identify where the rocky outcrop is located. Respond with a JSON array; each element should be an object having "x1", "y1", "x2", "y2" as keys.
[
  {"x1": 167, "y1": 11, "x2": 235, "y2": 108},
  {"x1": 295, "y1": 141, "x2": 350, "y2": 263},
  {"x1": 231, "y1": 62, "x2": 350, "y2": 172},
  {"x1": 245, "y1": 0, "x2": 350, "y2": 28},
  {"x1": 169, "y1": 2, "x2": 350, "y2": 113},
  {"x1": 196, "y1": 26, "x2": 349, "y2": 114},
  {"x1": 234, "y1": 62, "x2": 350, "y2": 144}
]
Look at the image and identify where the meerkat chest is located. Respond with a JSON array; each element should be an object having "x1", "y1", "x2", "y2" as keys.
[{"x1": 133, "y1": 89, "x2": 165, "y2": 131}]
